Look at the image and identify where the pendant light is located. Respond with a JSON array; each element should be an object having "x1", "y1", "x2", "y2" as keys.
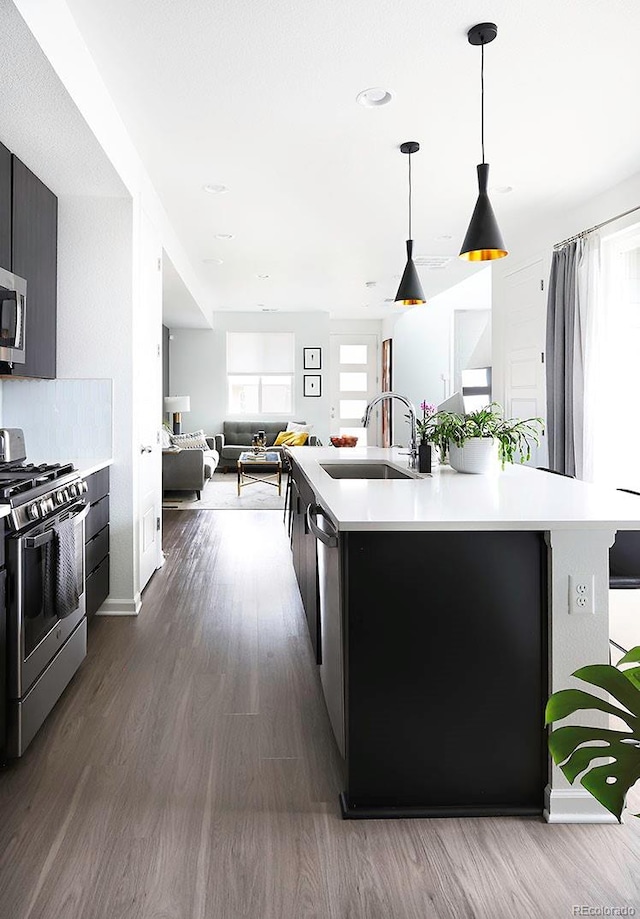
[
  {"x1": 459, "y1": 23, "x2": 508, "y2": 262},
  {"x1": 395, "y1": 141, "x2": 426, "y2": 305}
]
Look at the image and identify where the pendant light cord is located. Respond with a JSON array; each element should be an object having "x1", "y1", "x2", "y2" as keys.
[
  {"x1": 480, "y1": 42, "x2": 485, "y2": 164},
  {"x1": 408, "y1": 151, "x2": 413, "y2": 238}
]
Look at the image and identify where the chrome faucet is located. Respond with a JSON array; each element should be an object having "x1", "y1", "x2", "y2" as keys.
[{"x1": 362, "y1": 391, "x2": 418, "y2": 469}]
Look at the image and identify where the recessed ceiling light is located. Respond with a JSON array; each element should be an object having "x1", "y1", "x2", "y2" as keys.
[
  {"x1": 262, "y1": 307, "x2": 279, "y2": 312},
  {"x1": 203, "y1": 183, "x2": 229, "y2": 194},
  {"x1": 383, "y1": 298, "x2": 395, "y2": 303},
  {"x1": 490, "y1": 185, "x2": 514, "y2": 194},
  {"x1": 203, "y1": 257, "x2": 224, "y2": 264},
  {"x1": 356, "y1": 87, "x2": 393, "y2": 107},
  {"x1": 365, "y1": 280, "x2": 377, "y2": 288},
  {"x1": 257, "y1": 274, "x2": 270, "y2": 279},
  {"x1": 435, "y1": 234, "x2": 453, "y2": 241},
  {"x1": 215, "y1": 233, "x2": 235, "y2": 240}
]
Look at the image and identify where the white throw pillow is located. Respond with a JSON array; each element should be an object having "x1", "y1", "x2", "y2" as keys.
[
  {"x1": 286, "y1": 422, "x2": 312, "y2": 435},
  {"x1": 170, "y1": 429, "x2": 210, "y2": 450},
  {"x1": 161, "y1": 427, "x2": 172, "y2": 448}
]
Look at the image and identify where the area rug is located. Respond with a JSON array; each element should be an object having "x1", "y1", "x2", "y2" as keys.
[{"x1": 163, "y1": 471, "x2": 288, "y2": 510}]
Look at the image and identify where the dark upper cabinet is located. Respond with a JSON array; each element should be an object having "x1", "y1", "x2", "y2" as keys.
[
  {"x1": 11, "y1": 155, "x2": 57, "y2": 379},
  {"x1": 0, "y1": 143, "x2": 12, "y2": 271}
]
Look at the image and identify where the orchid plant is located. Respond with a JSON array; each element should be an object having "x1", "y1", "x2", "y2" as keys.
[{"x1": 416, "y1": 401, "x2": 437, "y2": 444}]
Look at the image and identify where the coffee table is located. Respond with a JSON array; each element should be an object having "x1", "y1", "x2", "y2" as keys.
[{"x1": 237, "y1": 451, "x2": 283, "y2": 496}]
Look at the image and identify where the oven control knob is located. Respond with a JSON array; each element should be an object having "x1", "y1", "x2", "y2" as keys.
[
  {"x1": 28, "y1": 503, "x2": 39, "y2": 519},
  {"x1": 39, "y1": 499, "x2": 48, "y2": 515},
  {"x1": 81, "y1": 480, "x2": 88, "y2": 493},
  {"x1": 55, "y1": 491, "x2": 65, "y2": 505},
  {"x1": 69, "y1": 483, "x2": 78, "y2": 497}
]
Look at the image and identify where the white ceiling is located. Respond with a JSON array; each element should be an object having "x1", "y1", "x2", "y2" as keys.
[
  {"x1": 63, "y1": 0, "x2": 640, "y2": 323},
  {"x1": 0, "y1": 2, "x2": 126, "y2": 200}
]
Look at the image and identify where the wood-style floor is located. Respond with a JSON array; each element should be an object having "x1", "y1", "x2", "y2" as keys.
[{"x1": 0, "y1": 509, "x2": 639, "y2": 919}]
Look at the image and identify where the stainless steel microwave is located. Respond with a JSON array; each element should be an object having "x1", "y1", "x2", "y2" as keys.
[{"x1": 0, "y1": 266, "x2": 26, "y2": 364}]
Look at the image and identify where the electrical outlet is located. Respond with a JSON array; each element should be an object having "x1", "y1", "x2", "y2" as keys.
[{"x1": 568, "y1": 575, "x2": 595, "y2": 614}]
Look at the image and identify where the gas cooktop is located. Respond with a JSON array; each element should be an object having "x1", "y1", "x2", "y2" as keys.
[{"x1": 0, "y1": 462, "x2": 76, "y2": 500}]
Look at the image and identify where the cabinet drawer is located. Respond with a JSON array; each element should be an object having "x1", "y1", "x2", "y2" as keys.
[
  {"x1": 85, "y1": 495, "x2": 109, "y2": 542},
  {"x1": 85, "y1": 524, "x2": 109, "y2": 575},
  {"x1": 86, "y1": 556, "x2": 109, "y2": 619},
  {"x1": 84, "y1": 467, "x2": 109, "y2": 505}
]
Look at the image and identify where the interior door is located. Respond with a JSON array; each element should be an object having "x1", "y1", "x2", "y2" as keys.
[
  {"x1": 137, "y1": 211, "x2": 163, "y2": 593},
  {"x1": 502, "y1": 259, "x2": 547, "y2": 466},
  {"x1": 329, "y1": 335, "x2": 378, "y2": 445}
]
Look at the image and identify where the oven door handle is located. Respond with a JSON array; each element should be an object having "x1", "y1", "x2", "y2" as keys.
[
  {"x1": 24, "y1": 531, "x2": 55, "y2": 549},
  {"x1": 22, "y1": 502, "x2": 89, "y2": 550}
]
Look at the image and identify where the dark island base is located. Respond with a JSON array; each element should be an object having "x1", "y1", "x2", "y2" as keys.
[{"x1": 339, "y1": 792, "x2": 543, "y2": 820}]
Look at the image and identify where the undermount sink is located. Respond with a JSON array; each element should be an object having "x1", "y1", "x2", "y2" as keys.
[{"x1": 320, "y1": 462, "x2": 416, "y2": 480}]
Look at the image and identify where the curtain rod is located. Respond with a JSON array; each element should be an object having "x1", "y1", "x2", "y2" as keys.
[{"x1": 553, "y1": 203, "x2": 640, "y2": 250}]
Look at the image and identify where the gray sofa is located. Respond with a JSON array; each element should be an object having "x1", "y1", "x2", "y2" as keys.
[
  {"x1": 162, "y1": 437, "x2": 219, "y2": 498},
  {"x1": 214, "y1": 421, "x2": 317, "y2": 471}
]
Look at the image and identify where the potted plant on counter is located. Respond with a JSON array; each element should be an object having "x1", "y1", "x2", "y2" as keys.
[{"x1": 423, "y1": 402, "x2": 543, "y2": 474}]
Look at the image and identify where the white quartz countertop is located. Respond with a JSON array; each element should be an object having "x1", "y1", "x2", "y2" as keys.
[
  {"x1": 287, "y1": 446, "x2": 640, "y2": 532},
  {"x1": 72, "y1": 458, "x2": 113, "y2": 478}
]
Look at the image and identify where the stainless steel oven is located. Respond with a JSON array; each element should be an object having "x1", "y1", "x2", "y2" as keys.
[
  {"x1": 0, "y1": 266, "x2": 27, "y2": 364},
  {"x1": 6, "y1": 500, "x2": 89, "y2": 756}
]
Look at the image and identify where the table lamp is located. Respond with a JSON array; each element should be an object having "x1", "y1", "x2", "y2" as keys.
[{"x1": 164, "y1": 395, "x2": 191, "y2": 434}]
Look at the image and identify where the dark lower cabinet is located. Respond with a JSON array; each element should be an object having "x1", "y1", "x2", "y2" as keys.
[
  {"x1": 288, "y1": 461, "x2": 320, "y2": 662},
  {"x1": 11, "y1": 155, "x2": 57, "y2": 379},
  {"x1": 84, "y1": 468, "x2": 110, "y2": 618},
  {"x1": 339, "y1": 529, "x2": 548, "y2": 818}
]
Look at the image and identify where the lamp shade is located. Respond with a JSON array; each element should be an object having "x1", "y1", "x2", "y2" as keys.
[
  {"x1": 459, "y1": 166, "x2": 508, "y2": 262},
  {"x1": 395, "y1": 240, "x2": 426, "y2": 305},
  {"x1": 164, "y1": 396, "x2": 191, "y2": 414}
]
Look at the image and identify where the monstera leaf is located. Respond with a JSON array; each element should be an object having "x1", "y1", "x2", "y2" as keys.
[{"x1": 545, "y1": 646, "x2": 640, "y2": 822}]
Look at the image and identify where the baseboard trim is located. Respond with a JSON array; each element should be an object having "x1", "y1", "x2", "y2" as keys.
[
  {"x1": 543, "y1": 785, "x2": 619, "y2": 824},
  {"x1": 95, "y1": 594, "x2": 141, "y2": 616},
  {"x1": 339, "y1": 792, "x2": 542, "y2": 820}
]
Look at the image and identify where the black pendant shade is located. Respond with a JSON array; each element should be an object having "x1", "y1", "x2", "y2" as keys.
[
  {"x1": 459, "y1": 23, "x2": 508, "y2": 262},
  {"x1": 459, "y1": 163, "x2": 508, "y2": 261},
  {"x1": 396, "y1": 239, "x2": 426, "y2": 305},
  {"x1": 395, "y1": 141, "x2": 426, "y2": 305}
]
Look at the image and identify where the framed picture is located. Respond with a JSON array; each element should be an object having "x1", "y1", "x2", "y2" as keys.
[
  {"x1": 303, "y1": 347, "x2": 322, "y2": 370},
  {"x1": 303, "y1": 374, "x2": 322, "y2": 397}
]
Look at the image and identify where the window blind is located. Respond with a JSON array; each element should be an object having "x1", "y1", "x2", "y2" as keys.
[{"x1": 226, "y1": 332, "x2": 295, "y2": 374}]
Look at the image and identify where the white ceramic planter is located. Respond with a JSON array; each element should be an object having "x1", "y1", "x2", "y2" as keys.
[{"x1": 448, "y1": 438, "x2": 497, "y2": 474}]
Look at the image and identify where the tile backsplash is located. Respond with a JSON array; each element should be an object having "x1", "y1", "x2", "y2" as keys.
[{"x1": 1, "y1": 379, "x2": 112, "y2": 462}]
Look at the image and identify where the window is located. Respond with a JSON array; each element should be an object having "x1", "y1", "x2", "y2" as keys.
[{"x1": 226, "y1": 332, "x2": 294, "y2": 414}]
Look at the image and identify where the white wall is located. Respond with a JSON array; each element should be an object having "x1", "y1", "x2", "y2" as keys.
[
  {"x1": 391, "y1": 270, "x2": 492, "y2": 438},
  {"x1": 170, "y1": 312, "x2": 331, "y2": 444},
  {"x1": 56, "y1": 195, "x2": 136, "y2": 604},
  {"x1": 492, "y1": 169, "x2": 640, "y2": 410}
]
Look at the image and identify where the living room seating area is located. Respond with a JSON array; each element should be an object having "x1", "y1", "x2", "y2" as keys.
[{"x1": 214, "y1": 421, "x2": 318, "y2": 471}]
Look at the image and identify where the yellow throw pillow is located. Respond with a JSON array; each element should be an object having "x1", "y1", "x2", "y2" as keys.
[{"x1": 273, "y1": 431, "x2": 309, "y2": 446}]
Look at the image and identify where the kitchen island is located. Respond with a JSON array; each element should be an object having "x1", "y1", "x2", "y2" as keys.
[{"x1": 286, "y1": 446, "x2": 640, "y2": 823}]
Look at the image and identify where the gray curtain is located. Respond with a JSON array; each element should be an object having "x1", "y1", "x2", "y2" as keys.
[{"x1": 546, "y1": 241, "x2": 580, "y2": 476}]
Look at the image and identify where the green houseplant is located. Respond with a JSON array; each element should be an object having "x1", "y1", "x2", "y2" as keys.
[
  {"x1": 418, "y1": 402, "x2": 543, "y2": 473},
  {"x1": 545, "y1": 646, "x2": 640, "y2": 822}
]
